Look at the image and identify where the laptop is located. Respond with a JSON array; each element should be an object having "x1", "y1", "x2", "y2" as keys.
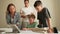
[{"x1": 0, "y1": 19, "x2": 20, "y2": 33}]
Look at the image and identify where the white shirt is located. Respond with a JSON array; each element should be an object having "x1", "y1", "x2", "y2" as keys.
[{"x1": 21, "y1": 6, "x2": 34, "y2": 15}]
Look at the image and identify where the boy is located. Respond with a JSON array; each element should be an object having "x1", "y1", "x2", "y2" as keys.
[
  {"x1": 34, "y1": 0, "x2": 51, "y2": 28},
  {"x1": 23, "y1": 14, "x2": 37, "y2": 30}
]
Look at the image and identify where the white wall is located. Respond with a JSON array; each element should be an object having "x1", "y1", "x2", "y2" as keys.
[
  {"x1": 0, "y1": 0, "x2": 60, "y2": 30},
  {"x1": 52, "y1": 0, "x2": 60, "y2": 30}
]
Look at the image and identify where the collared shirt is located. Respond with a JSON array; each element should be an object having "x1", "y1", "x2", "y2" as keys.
[
  {"x1": 26, "y1": 22, "x2": 37, "y2": 28},
  {"x1": 6, "y1": 12, "x2": 20, "y2": 24}
]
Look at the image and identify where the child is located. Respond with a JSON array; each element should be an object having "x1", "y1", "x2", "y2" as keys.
[
  {"x1": 34, "y1": 0, "x2": 51, "y2": 28},
  {"x1": 23, "y1": 14, "x2": 37, "y2": 30}
]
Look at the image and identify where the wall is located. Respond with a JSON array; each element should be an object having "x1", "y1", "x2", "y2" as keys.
[
  {"x1": 52, "y1": 0, "x2": 60, "y2": 30},
  {"x1": 0, "y1": 0, "x2": 60, "y2": 30}
]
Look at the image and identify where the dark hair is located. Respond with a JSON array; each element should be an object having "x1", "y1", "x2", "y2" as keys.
[
  {"x1": 7, "y1": 3, "x2": 15, "y2": 14},
  {"x1": 24, "y1": 0, "x2": 29, "y2": 2},
  {"x1": 34, "y1": 0, "x2": 42, "y2": 7},
  {"x1": 29, "y1": 14, "x2": 35, "y2": 19},
  {"x1": 53, "y1": 27, "x2": 58, "y2": 33}
]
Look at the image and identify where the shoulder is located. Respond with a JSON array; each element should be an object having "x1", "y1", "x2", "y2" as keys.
[
  {"x1": 42, "y1": 7, "x2": 48, "y2": 11},
  {"x1": 6, "y1": 12, "x2": 10, "y2": 17},
  {"x1": 29, "y1": 6, "x2": 34, "y2": 9},
  {"x1": 42, "y1": 7, "x2": 49, "y2": 13},
  {"x1": 21, "y1": 7, "x2": 26, "y2": 10},
  {"x1": 43, "y1": 7, "x2": 48, "y2": 10},
  {"x1": 33, "y1": 22, "x2": 37, "y2": 24},
  {"x1": 15, "y1": 12, "x2": 20, "y2": 16}
]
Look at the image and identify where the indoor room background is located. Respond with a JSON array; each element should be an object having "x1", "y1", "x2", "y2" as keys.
[{"x1": 0, "y1": 0, "x2": 60, "y2": 30}]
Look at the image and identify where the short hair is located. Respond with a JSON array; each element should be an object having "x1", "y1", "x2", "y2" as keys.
[
  {"x1": 29, "y1": 14, "x2": 35, "y2": 19},
  {"x1": 34, "y1": 0, "x2": 42, "y2": 7},
  {"x1": 7, "y1": 3, "x2": 15, "y2": 14},
  {"x1": 24, "y1": 0, "x2": 29, "y2": 2},
  {"x1": 53, "y1": 27, "x2": 58, "y2": 33}
]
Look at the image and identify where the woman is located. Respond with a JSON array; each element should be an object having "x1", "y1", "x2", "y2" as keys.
[{"x1": 6, "y1": 3, "x2": 20, "y2": 24}]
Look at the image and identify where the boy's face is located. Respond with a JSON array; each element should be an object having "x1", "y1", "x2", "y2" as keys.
[
  {"x1": 29, "y1": 18, "x2": 34, "y2": 24},
  {"x1": 35, "y1": 5, "x2": 42, "y2": 12}
]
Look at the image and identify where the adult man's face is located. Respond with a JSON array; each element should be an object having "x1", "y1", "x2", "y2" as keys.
[{"x1": 24, "y1": 1, "x2": 29, "y2": 7}]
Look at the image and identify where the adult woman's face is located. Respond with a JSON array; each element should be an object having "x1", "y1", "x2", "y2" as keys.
[{"x1": 9, "y1": 6, "x2": 16, "y2": 13}]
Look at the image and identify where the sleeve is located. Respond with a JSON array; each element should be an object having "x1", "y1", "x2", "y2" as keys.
[
  {"x1": 16, "y1": 12, "x2": 22, "y2": 29},
  {"x1": 37, "y1": 13, "x2": 39, "y2": 20},
  {"x1": 45, "y1": 8, "x2": 51, "y2": 19},
  {"x1": 35, "y1": 22, "x2": 38, "y2": 28},
  {"x1": 16, "y1": 12, "x2": 20, "y2": 24},
  {"x1": 6, "y1": 14, "x2": 10, "y2": 24}
]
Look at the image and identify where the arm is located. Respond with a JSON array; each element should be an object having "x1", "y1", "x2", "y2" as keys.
[
  {"x1": 6, "y1": 14, "x2": 10, "y2": 24},
  {"x1": 46, "y1": 18, "x2": 51, "y2": 28},
  {"x1": 45, "y1": 8, "x2": 51, "y2": 28},
  {"x1": 20, "y1": 10, "x2": 26, "y2": 18}
]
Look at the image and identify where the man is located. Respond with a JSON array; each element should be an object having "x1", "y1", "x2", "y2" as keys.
[
  {"x1": 34, "y1": 0, "x2": 51, "y2": 28},
  {"x1": 20, "y1": 0, "x2": 35, "y2": 16},
  {"x1": 20, "y1": 0, "x2": 35, "y2": 29}
]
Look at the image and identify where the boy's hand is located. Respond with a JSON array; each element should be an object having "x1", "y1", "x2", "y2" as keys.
[
  {"x1": 47, "y1": 28, "x2": 53, "y2": 33},
  {"x1": 22, "y1": 28, "x2": 27, "y2": 31}
]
